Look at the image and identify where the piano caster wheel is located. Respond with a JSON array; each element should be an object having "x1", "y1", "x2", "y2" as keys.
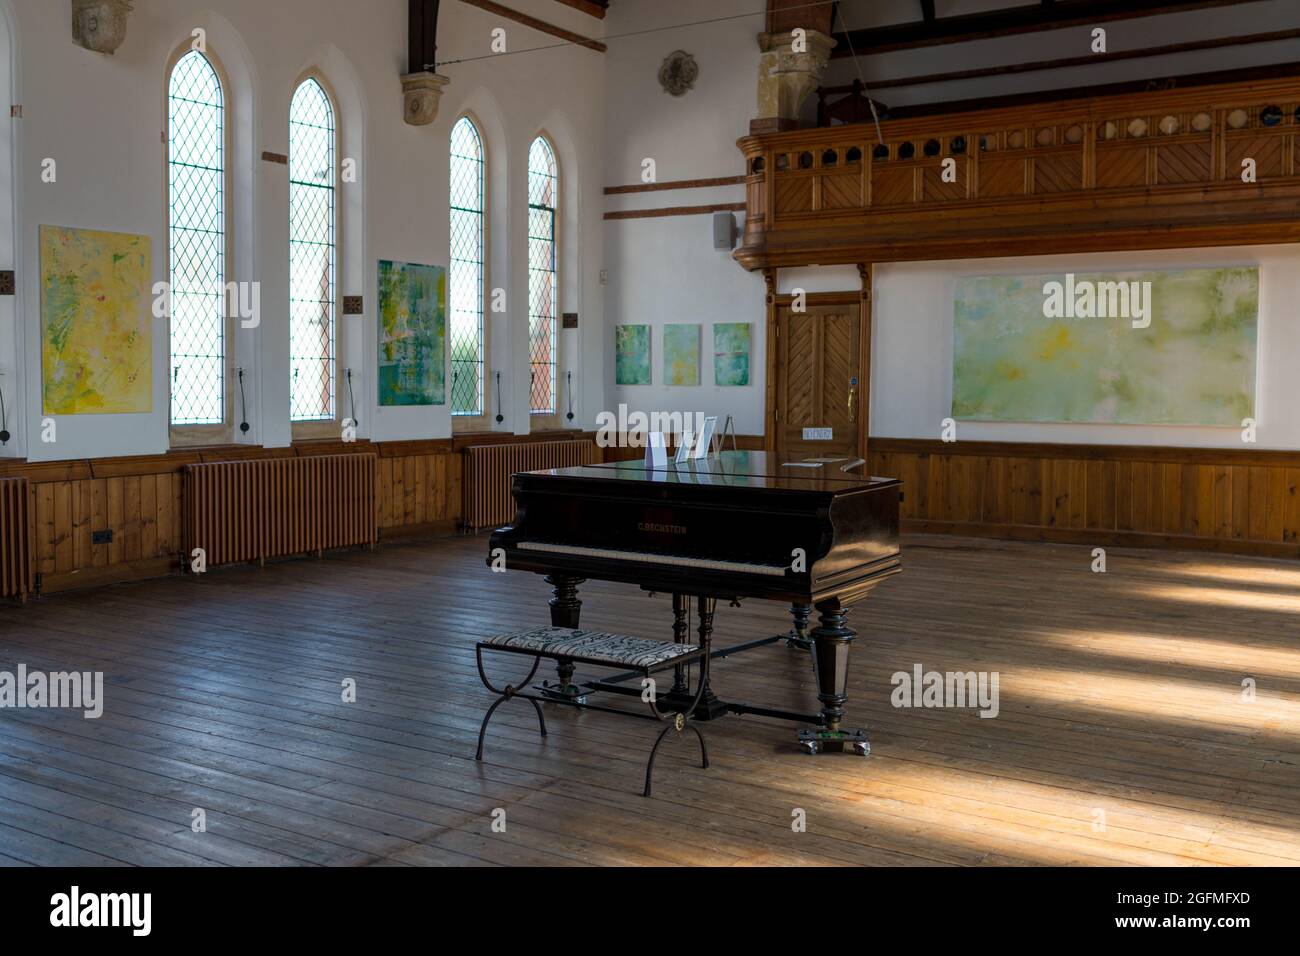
[
  {"x1": 540, "y1": 681, "x2": 588, "y2": 706},
  {"x1": 799, "y1": 728, "x2": 869, "y2": 756}
]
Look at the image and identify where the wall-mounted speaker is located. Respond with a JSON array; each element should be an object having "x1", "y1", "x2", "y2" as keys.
[{"x1": 712, "y1": 211, "x2": 736, "y2": 250}]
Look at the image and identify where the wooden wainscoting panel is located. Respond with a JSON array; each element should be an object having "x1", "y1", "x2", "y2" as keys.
[
  {"x1": 33, "y1": 473, "x2": 184, "y2": 583},
  {"x1": 867, "y1": 438, "x2": 1300, "y2": 558}
]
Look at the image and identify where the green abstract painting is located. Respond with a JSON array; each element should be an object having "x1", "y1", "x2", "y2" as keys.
[
  {"x1": 713, "y1": 322, "x2": 751, "y2": 386},
  {"x1": 40, "y1": 225, "x2": 152, "y2": 415},
  {"x1": 378, "y1": 260, "x2": 446, "y2": 406},
  {"x1": 663, "y1": 324, "x2": 700, "y2": 386},
  {"x1": 952, "y1": 268, "x2": 1258, "y2": 426},
  {"x1": 616, "y1": 324, "x2": 651, "y2": 385}
]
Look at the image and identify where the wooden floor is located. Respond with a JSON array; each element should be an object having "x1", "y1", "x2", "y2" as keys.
[{"x1": 0, "y1": 532, "x2": 1297, "y2": 867}]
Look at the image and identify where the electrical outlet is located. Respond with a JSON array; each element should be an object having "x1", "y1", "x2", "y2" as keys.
[{"x1": 92, "y1": 529, "x2": 113, "y2": 545}]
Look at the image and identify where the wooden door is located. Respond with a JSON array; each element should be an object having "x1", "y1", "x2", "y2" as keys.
[{"x1": 774, "y1": 300, "x2": 865, "y2": 464}]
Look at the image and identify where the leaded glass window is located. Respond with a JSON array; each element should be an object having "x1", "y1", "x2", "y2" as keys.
[
  {"x1": 289, "y1": 78, "x2": 337, "y2": 422},
  {"x1": 450, "y1": 117, "x2": 485, "y2": 416},
  {"x1": 527, "y1": 136, "x2": 558, "y2": 415},
  {"x1": 168, "y1": 50, "x2": 225, "y2": 425}
]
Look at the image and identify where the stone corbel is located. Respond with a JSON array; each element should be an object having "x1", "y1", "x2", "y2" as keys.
[
  {"x1": 401, "y1": 71, "x2": 449, "y2": 127},
  {"x1": 753, "y1": 29, "x2": 836, "y2": 134},
  {"x1": 71, "y1": 0, "x2": 133, "y2": 55}
]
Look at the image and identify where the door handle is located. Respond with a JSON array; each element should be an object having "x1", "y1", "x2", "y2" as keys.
[{"x1": 847, "y1": 384, "x2": 857, "y2": 423}]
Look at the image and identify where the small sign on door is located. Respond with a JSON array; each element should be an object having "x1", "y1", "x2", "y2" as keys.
[{"x1": 802, "y1": 427, "x2": 833, "y2": 441}]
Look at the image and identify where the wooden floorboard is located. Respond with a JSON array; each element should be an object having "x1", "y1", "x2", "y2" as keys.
[{"x1": 0, "y1": 532, "x2": 1297, "y2": 866}]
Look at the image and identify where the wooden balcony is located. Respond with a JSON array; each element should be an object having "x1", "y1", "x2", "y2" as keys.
[{"x1": 734, "y1": 75, "x2": 1300, "y2": 269}]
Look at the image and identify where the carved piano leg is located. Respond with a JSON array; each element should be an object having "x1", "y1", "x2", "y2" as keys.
[
  {"x1": 783, "y1": 602, "x2": 813, "y2": 651},
  {"x1": 691, "y1": 596, "x2": 729, "y2": 720},
  {"x1": 542, "y1": 574, "x2": 587, "y2": 703},
  {"x1": 670, "y1": 593, "x2": 691, "y2": 697},
  {"x1": 798, "y1": 598, "x2": 870, "y2": 756}
]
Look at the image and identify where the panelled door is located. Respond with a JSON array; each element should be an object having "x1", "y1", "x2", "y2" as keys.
[{"x1": 774, "y1": 299, "x2": 866, "y2": 464}]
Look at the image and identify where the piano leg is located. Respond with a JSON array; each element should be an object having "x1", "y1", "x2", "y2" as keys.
[
  {"x1": 799, "y1": 598, "x2": 870, "y2": 756},
  {"x1": 783, "y1": 602, "x2": 813, "y2": 651},
  {"x1": 690, "y1": 596, "x2": 729, "y2": 720},
  {"x1": 670, "y1": 593, "x2": 691, "y2": 697},
  {"x1": 543, "y1": 574, "x2": 587, "y2": 703}
]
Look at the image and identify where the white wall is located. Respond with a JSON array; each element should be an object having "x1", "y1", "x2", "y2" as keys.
[
  {"x1": 1, "y1": 0, "x2": 606, "y2": 461},
  {"x1": 602, "y1": 0, "x2": 767, "y2": 434}
]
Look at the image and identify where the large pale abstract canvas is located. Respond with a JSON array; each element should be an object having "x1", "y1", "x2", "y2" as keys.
[
  {"x1": 40, "y1": 225, "x2": 152, "y2": 414},
  {"x1": 662, "y1": 324, "x2": 700, "y2": 386},
  {"x1": 615, "y1": 324, "x2": 651, "y2": 385},
  {"x1": 378, "y1": 259, "x2": 446, "y2": 406},
  {"x1": 952, "y1": 268, "x2": 1258, "y2": 426}
]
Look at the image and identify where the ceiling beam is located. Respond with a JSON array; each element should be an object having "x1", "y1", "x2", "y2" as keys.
[
  {"x1": 831, "y1": 0, "x2": 1250, "y2": 57},
  {"x1": 879, "y1": 59, "x2": 1300, "y2": 120},
  {"x1": 855, "y1": 26, "x2": 1300, "y2": 92},
  {"x1": 458, "y1": 0, "x2": 606, "y2": 53},
  {"x1": 409, "y1": 0, "x2": 441, "y2": 73},
  {"x1": 552, "y1": 0, "x2": 607, "y2": 18}
]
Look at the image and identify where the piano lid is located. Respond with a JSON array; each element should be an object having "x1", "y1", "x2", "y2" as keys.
[{"x1": 522, "y1": 450, "x2": 899, "y2": 493}]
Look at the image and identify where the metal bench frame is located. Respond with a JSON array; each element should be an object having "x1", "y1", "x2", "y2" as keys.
[{"x1": 474, "y1": 636, "x2": 711, "y2": 797}]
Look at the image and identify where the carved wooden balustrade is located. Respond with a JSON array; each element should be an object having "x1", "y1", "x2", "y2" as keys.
[{"x1": 734, "y1": 74, "x2": 1300, "y2": 269}]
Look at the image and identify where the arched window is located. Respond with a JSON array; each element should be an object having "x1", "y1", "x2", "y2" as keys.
[
  {"x1": 167, "y1": 50, "x2": 225, "y2": 426},
  {"x1": 288, "y1": 78, "x2": 337, "y2": 422},
  {"x1": 527, "y1": 135, "x2": 558, "y2": 416},
  {"x1": 449, "y1": 116, "x2": 485, "y2": 417}
]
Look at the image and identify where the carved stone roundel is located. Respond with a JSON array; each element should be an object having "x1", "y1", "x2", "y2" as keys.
[{"x1": 659, "y1": 51, "x2": 698, "y2": 97}]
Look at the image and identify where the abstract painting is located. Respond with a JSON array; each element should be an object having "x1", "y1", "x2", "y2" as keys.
[
  {"x1": 40, "y1": 225, "x2": 152, "y2": 414},
  {"x1": 662, "y1": 323, "x2": 700, "y2": 386},
  {"x1": 378, "y1": 259, "x2": 446, "y2": 406},
  {"x1": 616, "y1": 324, "x2": 651, "y2": 385},
  {"x1": 952, "y1": 268, "x2": 1258, "y2": 426},
  {"x1": 713, "y1": 322, "x2": 751, "y2": 386}
]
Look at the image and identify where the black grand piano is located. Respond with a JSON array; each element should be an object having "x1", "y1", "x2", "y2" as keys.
[{"x1": 488, "y1": 450, "x2": 901, "y2": 753}]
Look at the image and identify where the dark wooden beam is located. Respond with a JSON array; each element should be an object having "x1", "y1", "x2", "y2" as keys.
[
  {"x1": 831, "y1": 0, "x2": 1250, "y2": 56},
  {"x1": 552, "y1": 0, "x2": 607, "y2": 18},
  {"x1": 857, "y1": 26, "x2": 1300, "y2": 92},
  {"x1": 458, "y1": 0, "x2": 606, "y2": 52},
  {"x1": 409, "y1": 0, "x2": 441, "y2": 73},
  {"x1": 877, "y1": 59, "x2": 1300, "y2": 120},
  {"x1": 919, "y1": 0, "x2": 936, "y2": 21},
  {"x1": 767, "y1": 0, "x2": 833, "y2": 36}
]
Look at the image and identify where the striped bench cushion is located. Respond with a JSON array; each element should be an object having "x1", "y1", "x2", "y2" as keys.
[{"x1": 481, "y1": 626, "x2": 700, "y2": 669}]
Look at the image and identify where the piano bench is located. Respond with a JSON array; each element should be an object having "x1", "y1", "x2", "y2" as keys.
[
  {"x1": 474, "y1": 626, "x2": 710, "y2": 797},
  {"x1": 479, "y1": 625, "x2": 706, "y2": 670}
]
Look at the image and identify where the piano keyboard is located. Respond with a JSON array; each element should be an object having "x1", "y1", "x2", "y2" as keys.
[{"x1": 517, "y1": 541, "x2": 790, "y2": 577}]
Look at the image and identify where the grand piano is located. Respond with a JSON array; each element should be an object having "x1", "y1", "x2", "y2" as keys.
[{"x1": 487, "y1": 450, "x2": 901, "y2": 753}]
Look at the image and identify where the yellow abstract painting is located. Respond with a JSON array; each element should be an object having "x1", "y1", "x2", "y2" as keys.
[{"x1": 41, "y1": 225, "x2": 152, "y2": 414}]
